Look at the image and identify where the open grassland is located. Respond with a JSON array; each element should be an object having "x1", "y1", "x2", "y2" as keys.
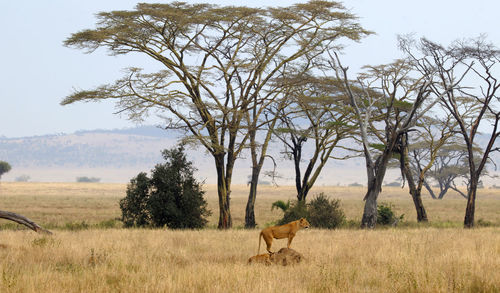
[
  {"x1": 0, "y1": 182, "x2": 499, "y2": 228},
  {"x1": 0, "y1": 228, "x2": 499, "y2": 292},
  {"x1": 0, "y1": 182, "x2": 499, "y2": 292}
]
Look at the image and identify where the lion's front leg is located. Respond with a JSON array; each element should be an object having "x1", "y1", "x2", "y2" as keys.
[{"x1": 287, "y1": 232, "x2": 296, "y2": 248}]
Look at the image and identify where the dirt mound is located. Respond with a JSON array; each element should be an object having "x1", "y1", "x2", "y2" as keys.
[{"x1": 248, "y1": 248, "x2": 304, "y2": 266}]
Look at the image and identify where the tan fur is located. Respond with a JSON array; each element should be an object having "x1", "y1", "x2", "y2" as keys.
[
  {"x1": 247, "y1": 252, "x2": 274, "y2": 265},
  {"x1": 258, "y1": 218, "x2": 310, "y2": 253},
  {"x1": 248, "y1": 248, "x2": 304, "y2": 266}
]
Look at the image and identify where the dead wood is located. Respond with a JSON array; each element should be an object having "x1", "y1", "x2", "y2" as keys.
[{"x1": 0, "y1": 210, "x2": 52, "y2": 234}]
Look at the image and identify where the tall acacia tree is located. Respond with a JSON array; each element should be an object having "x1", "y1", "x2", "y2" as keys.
[
  {"x1": 274, "y1": 76, "x2": 356, "y2": 202},
  {"x1": 62, "y1": 1, "x2": 369, "y2": 228},
  {"x1": 398, "y1": 113, "x2": 457, "y2": 222},
  {"x1": 402, "y1": 37, "x2": 500, "y2": 228},
  {"x1": 334, "y1": 58, "x2": 442, "y2": 228}
]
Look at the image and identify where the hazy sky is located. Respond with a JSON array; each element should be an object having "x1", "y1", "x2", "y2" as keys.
[{"x1": 1, "y1": 0, "x2": 498, "y2": 138}]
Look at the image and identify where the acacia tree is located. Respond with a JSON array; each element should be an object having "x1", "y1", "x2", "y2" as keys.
[
  {"x1": 334, "y1": 58, "x2": 441, "y2": 228},
  {"x1": 62, "y1": 1, "x2": 369, "y2": 228},
  {"x1": 420, "y1": 140, "x2": 486, "y2": 199},
  {"x1": 274, "y1": 76, "x2": 356, "y2": 202},
  {"x1": 397, "y1": 113, "x2": 457, "y2": 221},
  {"x1": 243, "y1": 84, "x2": 288, "y2": 228},
  {"x1": 422, "y1": 142, "x2": 469, "y2": 199},
  {"x1": 403, "y1": 37, "x2": 500, "y2": 228}
]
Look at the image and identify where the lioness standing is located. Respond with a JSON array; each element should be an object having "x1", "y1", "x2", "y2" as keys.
[{"x1": 258, "y1": 218, "x2": 310, "y2": 253}]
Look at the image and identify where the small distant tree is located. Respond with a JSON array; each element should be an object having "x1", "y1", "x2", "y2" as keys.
[
  {"x1": 422, "y1": 142, "x2": 488, "y2": 199},
  {"x1": 15, "y1": 175, "x2": 30, "y2": 182},
  {"x1": 0, "y1": 161, "x2": 12, "y2": 180},
  {"x1": 120, "y1": 145, "x2": 211, "y2": 229},
  {"x1": 76, "y1": 176, "x2": 101, "y2": 183}
]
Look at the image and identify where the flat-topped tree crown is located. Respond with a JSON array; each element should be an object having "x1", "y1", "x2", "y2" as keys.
[{"x1": 62, "y1": 1, "x2": 370, "y2": 229}]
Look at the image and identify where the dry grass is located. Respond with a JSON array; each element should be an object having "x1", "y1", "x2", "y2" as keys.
[
  {"x1": 1, "y1": 182, "x2": 499, "y2": 228},
  {"x1": 0, "y1": 182, "x2": 124, "y2": 228},
  {"x1": 0, "y1": 228, "x2": 499, "y2": 292},
  {"x1": 0, "y1": 183, "x2": 499, "y2": 292}
]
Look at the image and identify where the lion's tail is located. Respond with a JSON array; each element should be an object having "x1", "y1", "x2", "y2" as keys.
[{"x1": 258, "y1": 232, "x2": 262, "y2": 254}]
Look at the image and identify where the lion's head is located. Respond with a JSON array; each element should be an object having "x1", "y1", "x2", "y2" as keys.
[{"x1": 299, "y1": 218, "x2": 310, "y2": 229}]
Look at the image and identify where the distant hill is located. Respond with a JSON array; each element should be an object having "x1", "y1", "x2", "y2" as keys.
[
  {"x1": 0, "y1": 125, "x2": 366, "y2": 184},
  {"x1": 0, "y1": 125, "x2": 497, "y2": 185},
  {"x1": 0, "y1": 126, "x2": 177, "y2": 182},
  {"x1": 0, "y1": 126, "x2": 176, "y2": 169}
]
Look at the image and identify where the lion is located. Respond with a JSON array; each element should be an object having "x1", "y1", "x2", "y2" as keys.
[
  {"x1": 258, "y1": 217, "x2": 310, "y2": 254},
  {"x1": 248, "y1": 248, "x2": 304, "y2": 266},
  {"x1": 247, "y1": 252, "x2": 274, "y2": 265}
]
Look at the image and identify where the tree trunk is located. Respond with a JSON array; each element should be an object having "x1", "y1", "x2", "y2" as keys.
[
  {"x1": 292, "y1": 144, "x2": 303, "y2": 202},
  {"x1": 402, "y1": 142, "x2": 428, "y2": 222},
  {"x1": 0, "y1": 210, "x2": 52, "y2": 234},
  {"x1": 408, "y1": 181, "x2": 428, "y2": 222},
  {"x1": 361, "y1": 188, "x2": 378, "y2": 229},
  {"x1": 297, "y1": 187, "x2": 310, "y2": 202},
  {"x1": 464, "y1": 175, "x2": 478, "y2": 228},
  {"x1": 245, "y1": 167, "x2": 260, "y2": 228},
  {"x1": 361, "y1": 167, "x2": 385, "y2": 228},
  {"x1": 437, "y1": 185, "x2": 449, "y2": 200},
  {"x1": 423, "y1": 180, "x2": 438, "y2": 199},
  {"x1": 215, "y1": 155, "x2": 232, "y2": 229},
  {"x1": 361, "y1": 147, "x2": 393, "y2": 229}
]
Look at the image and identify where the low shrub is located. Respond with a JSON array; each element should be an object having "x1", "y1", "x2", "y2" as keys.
[
  {"x1": 277, "y1": 200, "x2": 309, "y2": 225},
  {"x1": 377, "y1": 203, "x2": 404, "y2": 226},
  {"x1": 308, "y1": 193, "x2": 345, "y2": 229},
  {"x1": 275, "y1": 193, "x2": 345, "y2": 229}
]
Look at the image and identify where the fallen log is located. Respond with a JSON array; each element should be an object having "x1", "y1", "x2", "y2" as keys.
[{"x1": 0, "y1": 210, "x2": 52, "y2": 234}]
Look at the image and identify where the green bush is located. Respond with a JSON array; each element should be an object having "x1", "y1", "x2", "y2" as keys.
[
  {"x1": 274, "y1": 193, "x2": 346, "y2": 229},
  {"x1": 271, "y1": 200, "x2": 290, "y2": 213},
  {"x1": 120, "y1": 172, "x2": 150, "y2": 227},
  {"x1": 120, "y1": 145, "x2": 211, "y2": 229},
  {"x1": 377, "y1": 203, "x2": 404, "y2": 225},
  {"x1": 278, "y1": 200, "x2": 309, "y2": 225},
  {"x1": 308, "y1": 193, "x2": 345, "y2": 229}
]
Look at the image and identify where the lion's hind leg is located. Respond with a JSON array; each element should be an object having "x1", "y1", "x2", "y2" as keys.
[{"x1": 263, "y1": 233, "x2": 274, "y2": 253}]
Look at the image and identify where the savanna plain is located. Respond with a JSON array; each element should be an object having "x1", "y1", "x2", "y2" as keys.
[{"x1": 0, "y1": 182, "x2": 499, "y2": 292}]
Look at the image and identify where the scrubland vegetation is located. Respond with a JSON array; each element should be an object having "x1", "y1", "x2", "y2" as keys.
[{"x1": 0, "y1": 182, "x2": 499, "y2": 292}]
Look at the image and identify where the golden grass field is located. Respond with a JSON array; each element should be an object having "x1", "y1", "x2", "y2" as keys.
[{"x1": 0, "y1": 182, "x2": 499, "y2": 292}]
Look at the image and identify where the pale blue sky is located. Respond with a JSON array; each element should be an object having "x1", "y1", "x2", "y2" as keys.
[{"x1": 1, "y1": 0, "x2": 498, "y2": 137}]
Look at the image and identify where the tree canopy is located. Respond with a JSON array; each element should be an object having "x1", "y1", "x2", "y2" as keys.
[
  {"x1": 0, "y1": 161, "x2": 12, "y2": 179},
  {"x1": 62, "y1": 1, "x2": 370, "y2": 229}
]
